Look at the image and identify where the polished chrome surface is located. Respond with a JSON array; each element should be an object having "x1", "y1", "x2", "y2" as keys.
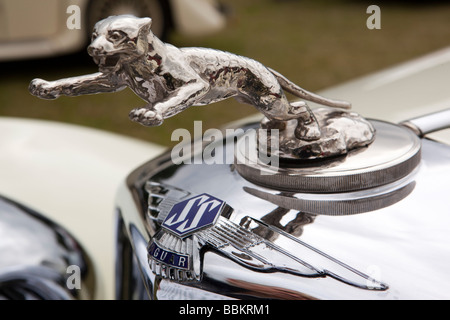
[
  {"x1": 115, "y1": 119, "x2": 450, "y2": 300},
  {"x1": 146, "y1": 183, "x2": 388, "y2": 289},
  {"x1": 259, "y1": 108, "x2": 375, "y2": 160},
  {"x1": 28, "y1": 14, "x2": 376, "y2": 159},
  {"x1": 237, "y1": 120, "x2": 421, "y2": 193},
  {"x1": 401, "y1": 108, "x2": 450, "y2": 138},
  {"x1": 242, "y1": 178, "x2": 416, "y2": 216},
  {"x1": 0, "y1": 196, "x2": 95, "y2": 299}
]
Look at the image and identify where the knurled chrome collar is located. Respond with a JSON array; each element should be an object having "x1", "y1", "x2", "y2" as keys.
[{"x1": 235, "y1": 120, "x2": 421, "y2": 193}]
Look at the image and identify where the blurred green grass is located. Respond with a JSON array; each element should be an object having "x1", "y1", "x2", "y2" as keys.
[{"x1": 1, "y1": 0, "x2": 450, "y2": 147}]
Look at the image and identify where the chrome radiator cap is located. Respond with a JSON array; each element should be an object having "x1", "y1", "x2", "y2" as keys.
[{"x1": 236, "y1": 119, "x2": 421, "y2": 194}]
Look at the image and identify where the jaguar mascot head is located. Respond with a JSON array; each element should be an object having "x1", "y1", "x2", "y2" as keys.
[{"x1": 87, "y1": 15, "x2": 153, "y2": 73}]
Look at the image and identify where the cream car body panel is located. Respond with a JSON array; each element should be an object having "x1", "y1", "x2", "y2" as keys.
[
  {"x1": 313, "y1": 46, "x2": 450, "y2": 144},
  {"x1": 0, "y1": 118, "x2": 164, "y2": 299}
]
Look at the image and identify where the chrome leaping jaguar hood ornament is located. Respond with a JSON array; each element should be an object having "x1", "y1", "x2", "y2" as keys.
[
  {"x1": 32, "y1": 15, "x2": 434, "y2": 299},
  {"x1": 29, "y1": 14, "x2": 374, "y2": 160}
]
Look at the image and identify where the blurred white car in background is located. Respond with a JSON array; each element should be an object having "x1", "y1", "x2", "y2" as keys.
[{"x1": 0, "y1": 0, "x2": 227, "y2": 61}]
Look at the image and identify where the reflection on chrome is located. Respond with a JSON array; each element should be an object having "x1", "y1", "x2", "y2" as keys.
[
  {"x1": 0, "y1": 196, "x2": 95, "y2": 300},
  {"x1": 115, "y1": 118, "x2": 450, "y2": 300}
]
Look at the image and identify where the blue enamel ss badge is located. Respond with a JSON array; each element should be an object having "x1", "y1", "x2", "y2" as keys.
[
  {"x1": 162, "y1": 193, "x2": 225, "y2": 238},
  {"x1": 147, "y1": 188, "x2": 228, "y2": 281}
]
